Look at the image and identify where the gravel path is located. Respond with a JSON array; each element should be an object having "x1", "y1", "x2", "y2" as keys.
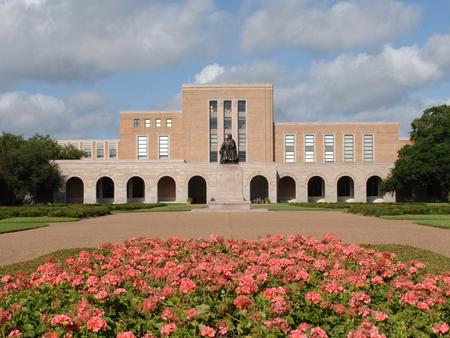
[{"x1": 1, "y1": 210, "x2": 449, "y2": 265}]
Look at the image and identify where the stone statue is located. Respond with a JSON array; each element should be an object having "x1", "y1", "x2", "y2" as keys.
[{"x1": 220, "y1": 134, "x2": 239, "y2": 164}]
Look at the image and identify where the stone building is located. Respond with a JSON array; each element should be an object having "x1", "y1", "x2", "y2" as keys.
[{"x1": 56, "y1": 84, "x2": 409, "y2": 205}]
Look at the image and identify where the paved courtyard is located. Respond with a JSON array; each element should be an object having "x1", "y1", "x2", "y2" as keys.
[{"x1": 1, "y1": 210, "x2": 449, "y2": 265}]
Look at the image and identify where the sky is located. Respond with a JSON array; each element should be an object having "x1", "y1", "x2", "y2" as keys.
[{"x1": 0, "y1": 0, "x2": 450, "y2": 139}]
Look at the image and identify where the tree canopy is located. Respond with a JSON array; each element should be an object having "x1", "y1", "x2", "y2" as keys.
[
  {"x1": 383, "y1": 105, "x2": 450, "y2": 201},
  {"x1": 0, "y1": 133, "x2": 83, "y2": 205}
]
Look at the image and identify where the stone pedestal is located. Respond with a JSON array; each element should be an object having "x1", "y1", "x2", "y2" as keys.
[{"x1": 208, "y1": 164, "x2": 250, "y2": 211}]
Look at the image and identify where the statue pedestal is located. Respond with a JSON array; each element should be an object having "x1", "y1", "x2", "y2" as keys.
[{"x1": 208, "y1": 164, "x2": 251, "y2": 211}]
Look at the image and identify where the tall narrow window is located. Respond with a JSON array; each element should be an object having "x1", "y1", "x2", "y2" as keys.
[
  {"x1": 156, "y1": 118, "x2": 161, "y2": 128},
  {"x1": 159, "y1": 135, "x2": 169, "y2": 160},
  {"x1": 344, "y1": 134, "x2": 354, "y2": 162},
  {"x1": 324, "y1": 134, "x2": 335, "y2": 163},
  {"x1": 209, "y1": 100, "x2": 218, "y2": 162},
  {"x1": 304, "y1": 134, "x2": 315, "y2": 163},
  {"x1": 137, "y1": 136, "x2": 148, "y2": 160},
  {"x1": 223, "y1": 100, "x2": 232, "y2": 138},
  {"x1": 166, "y1": 118, "x2": 172, "y2": 128},
  {"x1": 109, "y1": 142, "x2": 117, "y2": 159},
  {"x1": 285, "y1": 134, "x2": 295, "y2": 163},
  {"x1": 238, "y1": 100, "x2": 246, "y2": 162},
  {"x1": 145, "y1": 119, "x2": 151, "y2": 128},
  {"x1": 134, "y1": 119, "x2": 140, "y2": 128},
  {"x1": 83, "y1": 143, "x2": 92, "y2": 159},
  {"x1": 364, "y1": 134, "x2": 374, "y2": 162},
  {"x1": 96, "y1": 143, "x2": 104, "y2": 159}
]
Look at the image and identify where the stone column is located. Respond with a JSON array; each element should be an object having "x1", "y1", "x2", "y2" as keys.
[
  {"x1": 84, "y1": 180, "x2": 97, "y2": 204},
  {"x1": 145, "y1": 178, "x2": 157, "y2": 203},
  {"x1": 114, "y1": 178, "x2": 127, "y2": 204},
  {"x1": 354, "y1": 182, "x2": 366, "y2": 202},
  {"x1": 296, "y1": 184, "x2": 308, "y2": 202},
  {"x1": 325, "y1": 181, "x2": 337, "y2": 202}
]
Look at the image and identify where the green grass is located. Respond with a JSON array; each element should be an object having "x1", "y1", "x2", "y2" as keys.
[
  {"x1": 131, "y1": 203, "x2": 206, "y2": 212},
  {"x1": 252, "y1": 203, "x2": 348, "y2": 212},
  {"x1": 0, "y1": 217, "x2": 80, "y2": 234},
  {"x1": 381, "y1": 214, "x2": 450, "y2": 229},
  {"x1": 0, "y1": 248, "x2": 94, "y2": 276},
  {"x1": 361, "y1": 244, "x2": 450, "y2": 275}
]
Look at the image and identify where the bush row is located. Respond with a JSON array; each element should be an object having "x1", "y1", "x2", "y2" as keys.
[
  {"x1": 347, "y1": 203, "x2": 450, "y2": 216},
  {"x1": 290, "y1": 202, "x2": 355, "y2": 209},
  {"x1": 0, "y1": 203, "x2": 166, "y2": 220}
]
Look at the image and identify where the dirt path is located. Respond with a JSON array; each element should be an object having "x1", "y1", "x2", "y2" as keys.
[{"x1": 1, "y1": 210, "x2": 449, "y2": 265}]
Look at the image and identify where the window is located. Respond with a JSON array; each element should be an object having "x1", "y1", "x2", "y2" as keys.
[
  {"x1": 209, "y1": 100, "x2": 218, "y2": 162},
  {"x1": 364, "y1": 134, "x2": 374, "y2": 162},
  {"x1": 159, "y1": 135, "x2": 169, "y2": 160},
  {"x1": 344, "y1": 134, "x2": 354, "y2": 162},
  {"x1": 285, "y1": 134, "x2": 295, "y2": 163},
  {"x1": 137, "y1": 136, "x2": 148, "y2": 160},
  {"x1": 166, "y1": 118, "x2": 172, "y2": 128},
  {"x1": 238, "y1": 100, "x2": 246, "y2": 162},
  {"x1": 133, "y1": 119, "x2": 140, "y2": 128},
  {"x1": 324, "y1": 134, "x2": 335, "y2": 163},
  {"x1": 223, "y1": 100, "x2": 232, "y2": 138},
  {"x1": 156, "y1": 118, "x2": 161, "y2": 128},
  {"x1": 109, "y1": 143, "x2": 117, "y2": 159},
  {"x1": 83, "y1": 143, "x2": 92, "y2": 159},
  {"x1": 304, "y1": 134, "x2": 315, "y2": 163},
  {"x1": 145, "y1": 119, "x2": 151, "y2": 128},
  {"x1": 96, "y1": 143, "x2": 104, "y2": 159}
]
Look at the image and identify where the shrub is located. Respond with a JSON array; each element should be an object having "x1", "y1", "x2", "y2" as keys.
[{"x1": 347, "y1": 203, "x2": 450, "y2": 216}]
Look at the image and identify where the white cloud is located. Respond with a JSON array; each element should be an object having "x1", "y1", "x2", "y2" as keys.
[
  {"x1": 0, "y1": 0, "x2": 226, "y2": 83},
  {"x1": 195, "y1": 35, "x2": 450, "y2": 135},
  {"x1": 241, "y1": 0, "x2": 420, "y2": 53},
  {"x1": 194, "y1": 64, "x2": 225, "y2": 84},
  {"x1": 424, "y1": 34, "x2": 450, "y2": 72},
  {"x1": 0, "y1": 91, "x2": 116, "y2": 138}
]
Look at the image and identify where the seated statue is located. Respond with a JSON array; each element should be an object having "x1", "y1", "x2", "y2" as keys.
[{"x1": 219, "y1": 134, "x2": 239, "y2": 164}]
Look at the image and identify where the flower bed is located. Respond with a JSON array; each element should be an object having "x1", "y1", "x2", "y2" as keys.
[{"x1": 0, "y1": 234, "x2": 449, "y2": 337}]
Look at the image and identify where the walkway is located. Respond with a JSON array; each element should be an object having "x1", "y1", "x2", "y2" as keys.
[{"x1": 1, "y1": 211, "x2": 449, "y2": 265}]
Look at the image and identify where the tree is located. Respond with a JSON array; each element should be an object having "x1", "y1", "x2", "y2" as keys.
[
  {"x1": 0, "y1": 133, "x2": 84, "y2": 205},
  {"x1": 383, "y1": 105, "x2": 450, "y2": 201}
]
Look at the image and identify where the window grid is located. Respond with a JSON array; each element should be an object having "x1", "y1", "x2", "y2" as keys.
[
  {"x1": 364, "y1": 134, "x2": 374, "y2": 162},
  {"x1": 238, "y1": 100, "x2": 246, "y2": 162},
  {"x1": 344, "y1": 134, "x2": 354, "y2": 162},
  {"x1": 96, "y1": 143, "x2": 104, "y2": 159},
  {"x1": 133, "y1": 119, "x2": 140, "y2": 128},
  {"x1": 223, "y1": 100, "x2": 232, "y2": 138},
  {"x1": 137, "y1": 136, "x2": 148, "y2": 160},
  {"x1": 83, "y1": 143, "x2": 92, "y2": 159},
  {"x1": 324, "y1": 134, "x2": 335, "y2": 163},
  {"x1": 209, "y1": 100, "x2": 218, "y2": 162},
  {"x1": 156, "y1": 119, "x2": 161, "y2": 128},
  {"x1": 108, "y1": 143, "x2": 117, "y2": 159},
  {"x1": 159, "y1": 135, "x2": 169, "y2": 160},
  {"x1": 166, "y1": 119, "x2": 172, "y2": 128},
  {"x1": 304, "y1": 134, "x2": 315, "y2": 163},
  {"x1": 145, "y1": 119, "x2": 151, "y2": 128},
  {"x1": 284, "y1": 134, "x2": 295, "y2": 163}
]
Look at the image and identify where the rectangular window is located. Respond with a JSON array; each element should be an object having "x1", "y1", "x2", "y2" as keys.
[
  {"x1": 96, "y1": 143, "x2": 104, "y2": 159},
  {"x1": 166, "y1": 118, "x2": 172, "y2": 128},
  {"x1": 223, "y1": 100, "x2": 232, "y2": 138},
  {"x1": 324, "y1": 134, "x2": 335, "y2": 163},
  {"x1": 133, "y1": 119, "x2": 140, "y2": 128},
  {"x1": 83, "y1": 143, "x2": 92, "y2": 159},
  {"x1": 108, "y1": 143, "x2": 117, "y2": 159},
  {"x1": 209, "y1": 100, "x2": 218, "y2": 162},
  {"x1": 156, "y1": 118, "x2": 161, "y2": 128},
  {"x1": 344, "y1": 134, "x2": 354, "y2": 162},
  {"x1": 145, "y1": 119, "x2": 151, "y2": 128},
  {"x1": 159, "y1": 135, "x2": 169, "y2": 160},
  {"x1": 238, "y1": 100, "x2": 246, "y2": 162},
  {"x1": 137, "y1": 136, "x2": 148, "y2": 160},
  {"x1": 285, "y1": 134, "x2": 295, "y2": 163},
  {"x1": 304, "y1": 134, "x2": 315, "y2": 163},
  {"x1": 364, "y1": 134, "x2": 374, "y2": 162}
]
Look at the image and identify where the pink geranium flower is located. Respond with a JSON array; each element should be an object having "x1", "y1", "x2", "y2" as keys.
[
  {"x1": 86, "y1": 316, "x2": 107, "y2": 333},
  {"x1": 200, "y1": 326, "x2": 216, "y2": 337}
]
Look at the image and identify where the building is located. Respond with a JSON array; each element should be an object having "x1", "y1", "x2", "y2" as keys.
[{"x1": 56, "y1": 84, "x2": 409, "y2": 205}]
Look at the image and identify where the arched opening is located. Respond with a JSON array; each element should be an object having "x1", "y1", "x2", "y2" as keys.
[
  {"x1": 278, "y1": 176, "x2": 296, "y2": 202},
  {"x1": 250, "y1": 175, "x2": 269, "y2": 203},
  {"x1": 366, "y1": 176, "x2": 383, "y2": 202},
  {"x1": 308, "y1": 176, "x2": 325, "y2": 202},
  {"x1": 66, "y1": 177, "x2": 84, "y2": 204},
  {"x1": 188, "y1": 176, "x2": 207, "y2": 204},
  {"x1": 158, "y1": 176, "x2": 176, "y2": 202},
  {"x1": 96, "y1": 177, "x2": 114, "y2": 204},
  {"x1": 127, "y1": 176, "x2": 145, "y2": 203},
  {"x1": 337, "y1": 176, "x2": 354, "y2": 202}
]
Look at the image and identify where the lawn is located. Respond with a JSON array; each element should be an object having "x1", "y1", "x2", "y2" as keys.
[
  {"x1": 0, "y1": 216, "x2": 79, "y2": 234},
  {"x1": 381, "y1": 214, "x2": 450, "y2": 229},
  {"x1": 252, "y1": 203, "x2": 348, "y2": 212},
  {"x1": 130, "y1": 203, "x2": 206, "y2": 212}
]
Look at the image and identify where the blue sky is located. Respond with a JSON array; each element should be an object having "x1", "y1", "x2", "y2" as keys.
[{"x1": 1, "y1": 0, "x2": 449, "y2": 138}]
